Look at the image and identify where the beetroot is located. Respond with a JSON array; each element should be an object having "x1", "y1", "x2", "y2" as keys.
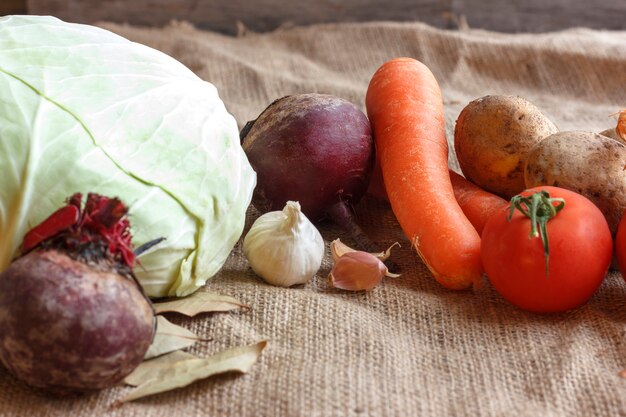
[
  {"x1": 0, "y1": 193, "x2": 155, "y2": 394},
  {"x1": 241, "y1": 94, "x2": 376, "y2": 249}
]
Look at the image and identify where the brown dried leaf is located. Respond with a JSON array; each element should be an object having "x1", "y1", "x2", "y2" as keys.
[
  {"x1": 125, "y1": 350, "x2": 197, "y2": 386},
  {"x1": 144, "y1": 316, "x2": 199, "y2": 360},
  {"x1": 618, "y1": 369, "x2": 626, "y2": 378},
  {"x1": 153, "y1": 291, "x2": 249, "y2": 317},
  {"x1": 119, "y1": 341, "x2": 267, "y2": 403}
]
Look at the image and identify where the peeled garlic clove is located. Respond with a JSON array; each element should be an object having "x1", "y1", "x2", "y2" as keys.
[
  {"x1": 243, "y1": 201, "x2": 325, "y2": 287},
  {"x1": 329, "y1": 251, "x2": 388, "y2": 291}
]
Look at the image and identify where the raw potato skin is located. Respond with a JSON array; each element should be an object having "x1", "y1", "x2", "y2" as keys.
[
  {"x1": 600, "y1": 128, "x2": 626, "y2": 145},
  {"x1": 0, "y1": 250, "x2": 155, "y2": 394},
  {"x1": 454, "y1": 95, "x2": 558, "y2": 199},
  {"x1": 525, "y1": 131, "x2": 626, "y2": 235}
]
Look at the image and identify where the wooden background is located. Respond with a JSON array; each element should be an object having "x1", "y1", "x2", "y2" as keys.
[
  {"x1": 2, "y1": 0, "x2": 26, "y2": 15},
  {"x1": 1, "y1": 0, "x2": 625, "y2": 34}
]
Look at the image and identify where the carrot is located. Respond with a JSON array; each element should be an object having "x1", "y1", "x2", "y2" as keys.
[
  {"x1": 368, "y1": 163, "x2": 508, "y2": 236},
  {"x1": 365, "y1": 57, "x2": 483, "y2": 290},
  {"x1": 449, "y1": 170, "x2": 509, "y2": 235}
]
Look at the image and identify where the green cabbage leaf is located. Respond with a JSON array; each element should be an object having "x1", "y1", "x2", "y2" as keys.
[{"x1": 0, "y1": 15, "x2": 255, "y2": 297}]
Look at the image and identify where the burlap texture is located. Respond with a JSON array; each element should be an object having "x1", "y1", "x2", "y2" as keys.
[{"x1": 1, "y1": 20, "x2": 625, "y2": 417}]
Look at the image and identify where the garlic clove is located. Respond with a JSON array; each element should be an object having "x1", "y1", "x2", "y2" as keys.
[
  {"x1": 329, "y1": 251, "x2": 389, "y2": 291},
  {"x1": 384, "y1": 269, "x2": 401, "y2": 278},
  {"x1": 330, "y1": 239, "x2": 400, "y2": 262},
  {"x1": 378, "y1": 242, "x2": 401, "y2": 262},
  {"x1": 329, "y1": 239, "x2": 356, "y2": 261}
]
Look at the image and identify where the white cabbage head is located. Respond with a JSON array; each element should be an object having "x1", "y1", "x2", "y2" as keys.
[{"x1": 0, "y1": 16, "x2": 255, "y2": 297}]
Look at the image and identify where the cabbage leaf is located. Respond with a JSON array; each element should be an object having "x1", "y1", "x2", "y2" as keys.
[{"x1": 0, "y1": 16, "x2": 255, "y2": 297}]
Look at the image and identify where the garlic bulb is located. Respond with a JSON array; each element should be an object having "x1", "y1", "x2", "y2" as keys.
[{"x1": 243, "y1": 201, "x2": 324, "y2": 287}]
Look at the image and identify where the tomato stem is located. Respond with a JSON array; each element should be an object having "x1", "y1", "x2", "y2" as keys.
[{"x1": 506, "y1": 191, "x2": 565, "y2": 276}]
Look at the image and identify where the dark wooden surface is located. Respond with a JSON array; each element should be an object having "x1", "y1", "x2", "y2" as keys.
[
  {"x1": 3, "y1": 0, "x2": 625, "y2": 34},
  {"x1": 0, "y1": 0, "x2": 26, "y2": 15}
]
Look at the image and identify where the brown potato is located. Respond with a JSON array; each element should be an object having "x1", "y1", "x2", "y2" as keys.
[
  {"x1": 600, "y1": 128, "x2": 626, "y2": 145},
  {"x1": 600, "y1": 110, "x2": 626, "y2": 144},
  {"x1": 454, "y1": 95, "x2": 558, "y2": 199},
  {"x1": 524, "y1": 130, "x2": 626, "y2": 235}
]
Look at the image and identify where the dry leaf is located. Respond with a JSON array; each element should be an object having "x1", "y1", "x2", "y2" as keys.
[
  {"x1": 144, "y1": 316, "x2": 199, "y2": 359},
  {"x1": 618, "y1": 369, "x2": 626, "y2": 378},
  {"x1": 119, "y1": 341, "x2": 267, "y2": 403},
  {"x1": 153, "y1": 291, "x2": 249, "y2": 317},
  {"x1": 125, "y1": 350, "x2": 197, "y2": 386}
]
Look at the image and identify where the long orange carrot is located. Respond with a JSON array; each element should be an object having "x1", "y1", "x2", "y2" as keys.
[
  {"x1": 365, "y1": 57, "x2": 482, "y2": 290},
  {"x1": 369, "y1": 165, "x2": 508, "y2": 236},
  {"x1": 449, "y1": 170, "x2": 509, "y2": 235}
]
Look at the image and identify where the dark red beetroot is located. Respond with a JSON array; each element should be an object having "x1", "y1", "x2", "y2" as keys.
[
  {"x1": 0, "y1": 193, "x2": 155, "y2": 394},
  {"x1": 241, "y1": 94, "x2": 376, "y2": 249}
]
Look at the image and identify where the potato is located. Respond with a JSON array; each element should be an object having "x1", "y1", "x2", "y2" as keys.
[
  {"x1": 525, "y1": 130, "x2": 626, "y2": 234},
  {"x1": 599, "y1": 110, "x2": 626, "y2": 144},
  {"x1": 600, "y1": 128, "x2": 626, "y2": 145},
  {"x1": 454, "y1": 95, "x2": 558, "y2": 199}
]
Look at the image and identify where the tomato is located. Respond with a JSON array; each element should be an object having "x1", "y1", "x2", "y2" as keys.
[
  {"x1": 481, "y1": 186, "x2": 613, "y2": 313},
  {"x1": 615, "y1": 213, "x2": 626, "y2": 282}
]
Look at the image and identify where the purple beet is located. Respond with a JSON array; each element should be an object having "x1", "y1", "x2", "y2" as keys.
[
  {"x1": 0, "y1": 193, "x2": 155, "y2": 394},
  {"x1": 241, "y1": 93, "x2": 376, "y2": 250}
]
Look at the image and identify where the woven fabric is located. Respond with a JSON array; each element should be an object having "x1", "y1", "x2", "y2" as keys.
[{"x1": 1, "y1": 20, "x2": 625, "y2": 417}]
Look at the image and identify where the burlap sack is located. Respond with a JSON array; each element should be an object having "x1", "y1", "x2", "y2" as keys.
[{"x1": 1, "y1": 20, "x2": 625, "y2": 417}]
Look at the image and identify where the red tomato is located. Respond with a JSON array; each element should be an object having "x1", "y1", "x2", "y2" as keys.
[
  {"x1": 481, "y1": 186, "x2": 612, "y2": 313},
  {"x1": 615, "y1": 213, "x2": 626, "y2": 282}
]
